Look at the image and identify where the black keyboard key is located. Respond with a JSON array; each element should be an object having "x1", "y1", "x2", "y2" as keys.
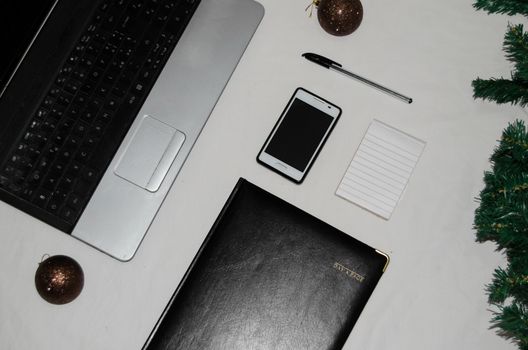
[
  {"x1": 105, "y1": 97, "x2": 119, "y2": 110},
  {"x1": 53, "y1": 134, "x2": 66, "y2": 147},
  {"x1": 109, "y1": 32, "x2": 125, "y2": 46},
  {"x1": 73, "y1": 179, "x2": 93, "y2": 196},
  {"x1": 79, "y1": 57, "x2": 95, "y2": 70},
  {"x1": 100, "y1": 0, "x2": 112, "y2": 11},
  {"x1": 55, "y1": 74, "x2": 68, "y2": 87},
  {"x1": 58, "y1": 149, "x2": 74, "y2": 163},
  {"x1": 3, "y1": 165, "x2": 16, "y2": 177},
  {"x1": 95, "y1": 84, "x2": 112, "y2": 97},
  {"x1": 33, "y1": 189, "x2": 52, "y2": 208},
  {"x1": 12, "y1": 162, "x2": 31, "y2": 179},
  {"x1": 72, "y1": 68, "x2": 89, "y2": 81},
  {"x1": 112, "y1": 84, "x2": 128, "y2": 98},
  {"x1": 91, "y1": 68, "x2": 105, "y2": 82},
  {"x1": 53, "y1": 162, "x2": 68, "y2": 174},
  {"x1": 35, "y1": 108, "x2": 49, "y2": 120},
  {"x1": 57, "y1": 119, "x2": 75, "y2": 134},
  {"x1": 164, "y1": 16, "x2": 185, "y2": 36},
  {"x1": 27, "y1": 170, "x2": 44, "y2": 186},
  {"x1": 103, "y1": 43, "x2": 118, "y2": 57},
  {"x1": 59, "y1": 65, "x2": 75, "y2": 76},
  {"x1": 68, "y1": 163, "x2": 82, "y2": 176},
  {"x1": 93, "y1": 30, "x2": 109, "y2": 45},
  {"x1": 26, "y1": 148, "x2": 41, "y2": 164},
  {"x1": 64, "y1": 80, "x2": 82, "y2": 95},
  {"x1": 97, "y1": 111, "x2": 112, "y2": 125},
  {"x1": 0, "y1": 175, "x2": 10, "y2": 188},
  {"x1": 81, "y1": 167, "x2": 97, "y2": 183},
  {"x1": 42, "y1": 173, "x2": 60, "y2": 191},
  {"x1": 50, "y1": 188, "x2": 68, "y2": 211},
  {"x1": 41, "y1": 121, "x2": 57, "y2": 135},
  {"x1": 143, "y1": 3, "x2": 158, "y2": 18},
  {"x1": 59, "y1": 206, "x2": 80, "y2": 222},
  {"x1": 75, "y1": 147, "x2": 92, "y2": 163},
  {"x1": 20, "y1": 187, "x2": 35, "y2": 201},
  {"x1": 96, "y1": 55, "x2": 113, "y2": 69},
  {"x1": 90, "y1": 98, "x2": 104, "y2": 111},
  {"x1": 28, "y1": 120, "x2": 43, "y2": 132},
  {"x1": 56, "y1": 94, "x2": 73, "y2": 107},
  {"x1": 73, "y1": 93, "x2": 89, "y2": 106},
  {"x1": 35, "y1": 157, "x2": 52, "y2": 173},
  {"x1": 59, "y1": 175, "x2": 75, "y2": 192},
  {"x1": 47, "y1": 144, "x2": 60, "y2": 159},
  {"x1": 72, "y1": 123, "x2": 88, "y2": 138},
  {"x1": 8, "y1": 183, "x2": 23, "y2": 195},
  {"x1": 80, "y1": 81, "x2": 96, "y2": 95},
  {"x1": 84, "y1": 134, "x2": 99, "y2": 148},
  {"x1": 81, "y1": 109, "x2": 97, "y2": 123},
  {"x1": 50, "y1": 106, "x2": 65, "y2": 121},
  {"x1": 85, "y1": 41, "x2": 102, "y2": 57},
  {"x1": 104, "y1": 69, "x2": 120, "y2": 85},
  {"x1": 47, "y1": 196, "x2": 64, "y2": 214},
  {"x1": 102, "y1": 15, "x2": 118, "y2": 30},
  {"x1": 64, "y1": 135, "x2": 82, "y2": 151},
  {"x1": 66, "y1": 192, "x2": 83, "y2": 210},
  {"x1": 22, "y1": 132, "x2": 44, "y2": 149},
  {"x1": 42, "y1": 96, "x2": 55, "y2": 109},
  {"x1": 49, "y1": 87, "x2": 62, "y2": 97}
]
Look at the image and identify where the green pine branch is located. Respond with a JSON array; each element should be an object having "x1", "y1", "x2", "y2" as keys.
[
  {"x1": 473, "y1": 0, "x2": 528, "y2": 16},
  {"x1": 488, "y1": 267, "x2": 528, "y2": 305},
  {"x1": 473, "y1": 25, "x2": 528, "y2": 106},
  {"x1": 475, "y1": 121, "x2": 528, "y2": 254},
  {"x1": 490, "y1": 303, "x2": 528, "y2": 350},
  {"x1": 475, "y1": 121, "x2": 528, "y2": 349},
  {"x1": 473, "y1": 78, "x2": 528, "y2": 106},
  {"x1": 510, "y1": 254, "x2": 528, "y2": 275},
  {"x1": 492, "y1": 119, "x2": 528, "y2": 175},
  {"x1": 504, "y1": 25, "x2": 528, "y2": 72},
  {"x1": 473, "y1": 1, "x2": 528, "y2": 348}
]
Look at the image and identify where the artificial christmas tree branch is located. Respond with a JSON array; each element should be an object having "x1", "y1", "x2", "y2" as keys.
[
  {"x1": 473, "y1": 24, "x2": 528, "y2": 106},
  {"x1": 473, "y1": 77, "x2": 528, "y2": 106},
  {"x1": 474, "y1": 120, "x2": 528, "y2": 349},
  {"x1": 474, "y1": 0, "x2": 528, "y2": 16},
  {"x1": 503, "y1": 24, "x2": 528, "y2": 71}
]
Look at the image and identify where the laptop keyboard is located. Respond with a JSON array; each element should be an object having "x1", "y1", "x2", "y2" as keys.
[{"x1": 0, "y1": 0, "x2": 200, "y2": 232}]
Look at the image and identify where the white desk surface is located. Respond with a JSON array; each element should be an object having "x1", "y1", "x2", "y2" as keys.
[{"x1": 1, "y1": 0, "x2": 525, "y2": 349}]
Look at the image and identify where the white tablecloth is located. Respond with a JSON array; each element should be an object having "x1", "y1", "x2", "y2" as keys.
[{"x1": 0, "y1": 0, "x2": 524, "y2": 349}]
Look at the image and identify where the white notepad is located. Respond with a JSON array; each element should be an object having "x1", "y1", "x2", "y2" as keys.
[{"x1": 336, "y1": 119, "x2": 426, "y2": 219}]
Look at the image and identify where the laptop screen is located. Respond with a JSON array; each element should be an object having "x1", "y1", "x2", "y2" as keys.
[{"x1": 0, "y1": 0, "x2": 57, "y2": 93}]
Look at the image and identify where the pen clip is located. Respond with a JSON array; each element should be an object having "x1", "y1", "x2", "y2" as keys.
[{"x1": 302, "y1": 52, "x2": 342, "y2": 69}]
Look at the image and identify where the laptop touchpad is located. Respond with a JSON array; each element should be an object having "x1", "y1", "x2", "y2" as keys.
[{"x1": 114, "y1": 115, "x2": 185, "y2": 192}]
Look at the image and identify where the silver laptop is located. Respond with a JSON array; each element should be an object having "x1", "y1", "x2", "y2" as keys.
[{"x1": 0, "y1": 0, "x2": 264, "y2": 261}]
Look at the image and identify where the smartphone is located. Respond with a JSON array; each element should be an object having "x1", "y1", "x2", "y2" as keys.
[{"x1": 257, "y1": 88, "x2": 341, "y2": 183}]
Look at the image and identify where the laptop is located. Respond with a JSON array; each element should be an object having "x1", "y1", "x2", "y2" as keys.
[{"x1": 0, "y1": 0, "x2": 264, "y2": 261}]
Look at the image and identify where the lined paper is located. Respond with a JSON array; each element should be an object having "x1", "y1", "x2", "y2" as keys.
[{"x1": 336, "y1": 119, "x2": 426, "y2": 219}]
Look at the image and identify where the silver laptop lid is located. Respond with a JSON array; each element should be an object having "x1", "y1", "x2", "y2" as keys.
[{"x1": 72, "y1": 0, "x2": 264, "y2": 261}]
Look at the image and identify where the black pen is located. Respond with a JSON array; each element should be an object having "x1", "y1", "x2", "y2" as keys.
[{"x1": 302, "y1": 52, "x2": 413, "y2": 104}]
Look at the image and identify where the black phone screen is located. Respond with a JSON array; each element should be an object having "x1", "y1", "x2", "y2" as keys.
[{"x1": 264, "y1": 98, "x2": 334, "y2": 172}]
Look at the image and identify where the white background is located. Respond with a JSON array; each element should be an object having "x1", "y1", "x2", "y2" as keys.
[{"x1": 0, "y1": 0, "x2": 526, "y2": 349}]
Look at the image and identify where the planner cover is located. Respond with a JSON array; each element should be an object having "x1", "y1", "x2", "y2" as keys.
[{"x1": 143, "y1": 178, "x2": 389, "y2": 350}]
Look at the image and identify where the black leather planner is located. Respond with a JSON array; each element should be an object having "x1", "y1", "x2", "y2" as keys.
[{"x1": 143, "y1": 178, "x2": 389, "y2": 350}]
